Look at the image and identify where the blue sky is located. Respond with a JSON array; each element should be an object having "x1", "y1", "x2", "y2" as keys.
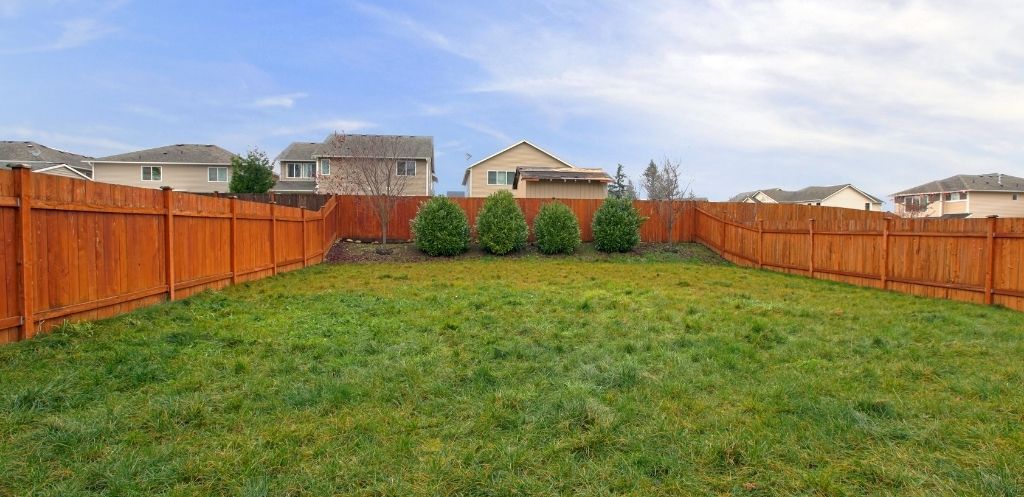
[{"x1": 2, "y1": 0, "x2": 1023, "y2": 201}]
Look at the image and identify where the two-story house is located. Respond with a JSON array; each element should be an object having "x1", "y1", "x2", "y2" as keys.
[
  {"x1": 88, "y1": 144, "x2": 236, "y2": 192},
  {"x1": 271, "y1": 134, "x2": 435, "y2": 195},
  {"x1": 891, "y1": 173, "x2": 1024, "y2": 218},
  {"x1": 461, "y1": 140, "x2": 611, "y2": 198}
]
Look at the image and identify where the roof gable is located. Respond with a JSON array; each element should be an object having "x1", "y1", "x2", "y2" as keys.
[
  {"x1": 275, "y1": 142, "x2": 319, "y2": 163},
  {"x1": 731, "y1": 184, "x2": 883, "y2": 204},
  {"x1": 462, "y1": 140, "x2": 575, "y2": 185}
]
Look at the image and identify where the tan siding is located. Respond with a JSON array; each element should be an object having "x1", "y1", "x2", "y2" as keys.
[
  {"x1": 466, "y1": 143, "x2": 567, "y2": 197},
  {"x1": 968, "y1": 192, "x2": 1024, "y2": 218},
  {"x1": 520, "y1": 180, "x2": 608, "y2": 199},
  {"x1": 92, "y1": 162, "x2": 232, "y2": 192},
  {"x1": 822, "y1": 187, "x2": 882, "y2": 211},
  {"x1": 318, "y1": 158, "x2": 430, "y2": 196},
  {"x1": 943, "y1": 200, "x2": 968, "y2": 215},
  {"x1": 35, "y1": 167, "x2": 88, "y2": 180},
  {"x1": 753, "y1": 192, "x2": 776, "y2": 203}
]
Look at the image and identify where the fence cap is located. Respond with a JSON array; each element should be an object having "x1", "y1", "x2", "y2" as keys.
[
  {"x1": 987, "y1": 215, "x2": 999, "y2": 218},
  {"x1": 8, "y1": 164, "x2": 30, "y2": 170},
  {"x1": 160, "y1": 186, "x2": 173, "y2": 191}
]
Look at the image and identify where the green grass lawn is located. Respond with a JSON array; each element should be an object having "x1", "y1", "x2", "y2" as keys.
[{"x1": 2, "y1": 244, "x2": 1023, "y2": 496}]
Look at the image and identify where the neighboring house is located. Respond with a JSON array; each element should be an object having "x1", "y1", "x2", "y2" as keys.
[
  {"x1": 462, "y1": 140, "x2": 611, "y2": 199},
  {"x1": 891, "y1": 173, "x2": 1024, "y2": 218},
  {"x1": 271, "y1": 141, "x2": 319, "y2": 193},
  {"x1": 271, "y1": 134, "x2": 436, "y2": 195},
  {"x1": 730, "y1": 184, "x2": 883, "y2": 211},
  {"x1": 88, "y1": 144, "x2": 236, "y2": 192},
  {"x1": 0, "y1": 141, "x2": 93, "y2": 180}
]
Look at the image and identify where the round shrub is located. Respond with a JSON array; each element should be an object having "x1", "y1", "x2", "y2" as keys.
[
  {"x1": 592, "y1": 197, "x2": 645, "y2": 253},
  {"x1": 534, "y1": 202, "x2": 581, "y2": 255},
  {"x1": 410, "y1": 197, "x2": 470, "y2": 256},
  {"x1": 476, "y1": 190, "x2": 528, "y2": 255}
]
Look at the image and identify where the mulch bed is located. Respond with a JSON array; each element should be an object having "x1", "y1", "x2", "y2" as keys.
[{"x1": 324, "y1": 240, "x2": 725, "y2": 264}]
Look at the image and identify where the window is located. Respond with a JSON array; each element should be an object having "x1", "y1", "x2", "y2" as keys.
[
  {"x1": 208, "y1": 167, "x2": 228, "y2": 182},
  {"x1": 865, "y1": 203, "x2": 870, "y2": 211},
  {"x1": 1013, "y1": 193, "x2": 1019, "y2": 201},
  {"x1": 141, "y1": 166, "x2": 162, "y2": 182},
  {"x1": 487, "y1": 170, "x2": 515, "y2": 185},
  {"x1": 949, "y1": 192, "x2": 964, "y2": 201},
  {"x1": 396, "y1": 160, "x2": 416, "y2": 176},
  {"x1": 286, "y1": 162, "x2": 315, "y2": 179},
  {"x1": 320, "y1": 159, "x2": 331, "y2": 176}
]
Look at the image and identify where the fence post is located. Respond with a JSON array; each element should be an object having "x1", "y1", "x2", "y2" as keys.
[
  {"x1": 162, "y1": 187, "x2": 176, "y2": 301},
  {"x1": 756, "y1": 218, "x2": 764, "y2": 269},
  {"x1": 985, "y1": 215, "x2": 998, "y2": 305},
  {"x1": 270, "y1": 201, "x2": 278, "y2": 275},
  {"x1": 720, "y1": 214, "x2": 727, "y2": 252},
  {"x1": 230, "y1": 196, "x2": 239, "y2": 285},
  {"x1": 12, "y1": 166, "x2": 35, "y2": 340},
  {"x1": 880, "y1": 217, "x2": 891, "y2": 289},
  {"x1": 808, "y1": 218, "x2": 816, "y2": 277},
  {"x1": 301, "y1": 208, "x2": 308, "y2": 268}
]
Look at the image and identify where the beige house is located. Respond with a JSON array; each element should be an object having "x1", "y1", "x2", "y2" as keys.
[
  {"x1": 730, "y1": 184, "x2": 883, "y2": 211},
  {"x1": 272, "y1": 134, "x2": 435, "y2": 196},
  {"x1": 462, "y1": 140, "x2": 610, "y2": 198},
  {"x1": 89, "y1": 144, "x2": 236, "y2": 192},
  {"x1": 892, "y1": 173, "x2": 1024, "y2": 218},
  {"x1": 0, "y1": 141, "x2": 93, "y2": 180}
]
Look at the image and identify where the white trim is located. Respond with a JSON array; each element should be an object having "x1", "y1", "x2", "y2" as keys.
[
  {"x1": 819, "y1": 184, "x2": 883, "y2": 205},
  {"x1": 486, "y1": 169, "x2": 515, "y2": 186},
  {"x1": 425, "y1": 157, "x2": 430, "y2": 195},
  {"x1": 319, "y1": 158, "x2": 331, "y2": 176},
  {"x1": 141, "y1": 165, "x2": 163, "y2": 182},
  {"x1": 207, "y1": 166, "x2": 229, "y2": 182},
  {"x1": 461, "y1": 140, "x2": 575, "y2": 185},
  {"x1": 32, "y1": 164, "x2": 93, "y2": 181}
]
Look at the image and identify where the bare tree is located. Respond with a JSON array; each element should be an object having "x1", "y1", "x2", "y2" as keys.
[
  {"x1": 641, "y1": 158, "x2": 694, "y2": 242},
  {"x1": 895, "y1": 195, "x2": 930, "y2": 218},
  {"x1": 317, "y1": 134, "x2": 410, "y2": 246}
]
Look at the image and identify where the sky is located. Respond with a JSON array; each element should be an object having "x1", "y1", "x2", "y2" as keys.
[{"x1": 2, "y1": 0, "x2": 1023, "y2": 202}]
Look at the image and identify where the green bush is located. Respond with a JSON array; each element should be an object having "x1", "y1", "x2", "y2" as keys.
[
  {"x1": 592, "y1": 197, "x2": 645, "y2": 253},
  {"x1": 534, "y1": 202, "x2": 581, "y2": 255},
  {"x1": 476, "y1": 191, "x2": 528, "y2": 255},
  {"x1": 410, "y1": 197, "x2": 470, "y2": 256}
]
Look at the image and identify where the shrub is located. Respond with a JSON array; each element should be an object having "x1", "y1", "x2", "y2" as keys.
[
  {"x1": 534, "y1": 202, "x2": 581, "y2": 255},
  {"x1": 476, "y1": 191, "x2": 528, "y2": 255},
  {"x1": 410, "y1": 197, "x2": 470, "y2": 256},
  {"x1": 592, "y1": 197, "x2": 644, "y2": 253}
]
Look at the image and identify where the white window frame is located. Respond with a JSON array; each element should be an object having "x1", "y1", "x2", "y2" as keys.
[
  {"x1": 487, "y1": 170, "x2": 515, "y2": 186},
  {"x1": 207, "y1": 166, "x2": 228, "y2": 182},
  {"x1": 141, "y1": 165, "x2": 162, "y2": 182},
  {"x1": 286, "y1": 162, "x2": 315, "y2": 179},
  {"x1": 396, "y1": 160, "x2": 416, "y2": 176},
  {"x1": 320, "y1": 159, "x2": 331, "y2": 176}
]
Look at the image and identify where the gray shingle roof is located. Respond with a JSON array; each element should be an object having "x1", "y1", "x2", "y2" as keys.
[
  {"x1": 275, "y1": 142, "x2": 319, "y2": 163},
  {"x1": 515, "y1": 167, "x2": 612, "y2": 182},
  {"x1": 0, "y1": 141, "x2": 93, "y2": 172},
  {"x1": 893, "y1": 173, "x2": 1024, "y2": 196},
  {"x1": 730, "y1": 184, "x2": 883, "y2": 204},
  {"x1": 94, "y1": 144, "x2": 236, "y2": 164},
  {"x1": 313, "y1": 134, "x2": 433, "y2": 160}
]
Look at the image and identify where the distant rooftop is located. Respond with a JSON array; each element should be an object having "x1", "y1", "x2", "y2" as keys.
[
  {"x1": 94, "y1": 144, "x2": 236, "y2": 164},
  {"x1": 730, "y1": 184, "x2": 882, "y2": 204},
  {"x1": 0, "y1": 140, "x2": 93, "y2": 171},
  {"x1": 893, "y1": 173, "x2": 1024, "y2": 196}
]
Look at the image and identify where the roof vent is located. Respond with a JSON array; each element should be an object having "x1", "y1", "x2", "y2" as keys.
[{"x1": 998, "y1": 173, "x2": 1003, "y2": 185}]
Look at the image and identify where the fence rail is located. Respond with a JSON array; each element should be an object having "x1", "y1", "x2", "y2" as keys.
[
  {"x1": 0, "y1": 167, "x2": 342, "y2": 344},
  {"x1": 2, "y1": 183, "x2": 1023, "y2": 345}
]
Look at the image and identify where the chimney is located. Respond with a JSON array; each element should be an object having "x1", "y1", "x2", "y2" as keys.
[{"x1": 998, "y1": 173, "x2": 1003, "y2": 185}]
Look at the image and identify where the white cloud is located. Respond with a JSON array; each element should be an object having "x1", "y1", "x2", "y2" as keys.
[
  {"x1": 253, "y1": 93, "x2": 309, "y2": 109},
  {"x1": 270, "y1": 119, "x2": 373, "y2": 137},
  {"x1": 364, "y1": 0, "x2": 1024, "y2": 198}
]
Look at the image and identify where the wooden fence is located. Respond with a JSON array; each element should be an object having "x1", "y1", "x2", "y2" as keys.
[
  {"x1": 197, "y1": 192, "x2": 331, "y2": 211},
  {"x1": 0, "y1": 167, "x2": 342, "y2": 344},
  {"x1": 693, "y1": 203, "x2": 1024, "y2": 311},
  {"x1": 333, "y1": 196, "x2": 697, "y2": 243},
  {"x1": 3, "y1": 181, "x2": 1023, "y2": 345}
]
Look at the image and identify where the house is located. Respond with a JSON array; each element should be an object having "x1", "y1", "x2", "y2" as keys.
[
  {"x1": 271, "y1": 142, "x2": 319, "y2": 193},
  {"x1": 271, "y1": 134, "x2": 435, "y2": 195},
  {"x1": 462, "y1": 140, "x2": 611, "y2": 198},
  {"x1": 729, "y1": 184, "x2": 883, "y2": 211},
  {"x1": 891, "y1": 173, "x2": 1024, "y2": 218},
  {"x1": 88, "y1": 144, "x2": 236, "y2": 192},
  {"x1": 0, "y1": 141, "x2": 93, "y2": 180}
]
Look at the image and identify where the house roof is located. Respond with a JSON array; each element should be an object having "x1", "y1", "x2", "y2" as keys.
[
  {"x1": 513, "y1": 167, "x2": 612, "y2": 188},
  {"x1": 730, "y1": 184, "x2": 883, "y2": 204},
  {"x1": 892, "y1": 173, "x2": 1024, "y2": 196},
  {"x1": 275, "y1": 142, "x2": 319, "y2": 163},
  {"x1": 0, "y1": 141, "x2": 94, "y2": 172},
  {"x1": 313, "y1": 134, "x2": 434, "y2": 160},
  {"x1": 93, "y1": 144, "x2": 236, "y2": 164},
  {"x1": 462, "y1": 140, "x2": 576, "y2": 185}
]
